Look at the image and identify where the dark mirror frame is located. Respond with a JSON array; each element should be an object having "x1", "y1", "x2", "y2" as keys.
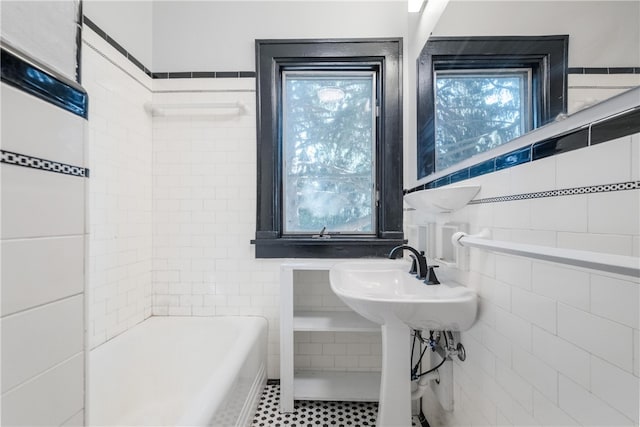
[{"x1": 416, "y1": 36, "x2": 569, "y2": 180}]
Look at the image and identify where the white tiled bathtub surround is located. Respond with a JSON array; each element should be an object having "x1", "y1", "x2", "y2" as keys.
[
  {"x1": 1, "y1": 54, "x2": 87, "y2": 427},
  {"x1": 83, "y1": 27, "x2": 153, "y2": 348},
  {"x1": 406, "y1": 132, "x2": 640, "y2": 426}
]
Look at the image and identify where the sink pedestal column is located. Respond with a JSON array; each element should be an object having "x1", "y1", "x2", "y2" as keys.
[{"x1": 377, "y1": 319, "x2": 411, "y2": 427}]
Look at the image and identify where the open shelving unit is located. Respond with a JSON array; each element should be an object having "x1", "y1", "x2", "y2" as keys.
[{"x1": 280, "y1": 260, "x2": 382, "y2": 412}]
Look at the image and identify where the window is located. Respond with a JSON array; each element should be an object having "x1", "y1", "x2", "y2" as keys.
[
  {"x1": 283, "y1": 71, "x2": 377, "y2": 235},
  {"x1": 253, "y1": 39, "x2": 404, "y2": 258},
  {"x1": 417, "y1": 36, "x2": 568, "y2": 179}
]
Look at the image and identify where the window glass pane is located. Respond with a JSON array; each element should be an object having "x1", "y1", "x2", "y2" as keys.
[
  {"x1": 434, "y1": 69, "x2": 531, "y2": 171},
  {"x1": 283, "y1": 72, "x2": 376, "y2": 234}
]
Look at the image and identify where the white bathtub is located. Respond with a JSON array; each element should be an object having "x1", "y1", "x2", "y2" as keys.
[{"x1": 89, "y1": 316, "x2": 267, "y2": 426}]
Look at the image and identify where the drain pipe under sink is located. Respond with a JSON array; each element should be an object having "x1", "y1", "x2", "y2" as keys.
[{"x1": 411, "y1": 370, "x2": 440, "y2": 400}]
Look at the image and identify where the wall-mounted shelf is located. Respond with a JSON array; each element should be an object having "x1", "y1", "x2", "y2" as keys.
[
  {"x1": 294, "y1": 311, "x2": 379, "y2": 332},
  {"x1": 404, "y1": 185, "x2": 481, "y2": 213}
]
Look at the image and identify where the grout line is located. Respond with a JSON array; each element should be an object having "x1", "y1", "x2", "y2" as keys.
[
  {"x1": 1, "y1": 292, "x2": 84, "y2": 320},
  {"x1": 0, "y1": 351, "x2": 84, "y2": 397}
]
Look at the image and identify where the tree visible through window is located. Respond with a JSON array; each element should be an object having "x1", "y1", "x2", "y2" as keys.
[
  {"x1": 253, "y1": 39, "x2": 404, "y2": 258},
  {"x1": 283, "y1": 72, "x2": 376, "y2": 234},
  {"x1": 434, "y1": 69, "x2": 531, "y2": 171},
  {"x1": 416, "y1": 36, "x2": 568, "y2": 179}
]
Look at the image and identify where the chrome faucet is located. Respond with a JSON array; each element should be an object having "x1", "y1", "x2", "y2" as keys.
[{"x1": 388, "y1": 245, "x2": 428, "y2": 280}]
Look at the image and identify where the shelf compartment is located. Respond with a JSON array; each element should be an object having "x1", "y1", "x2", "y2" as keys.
[
  {"x1": 293, "y1": 311, "x2": 380, "y2": 332},
  {"x1": 293, "y1": 370, "x2": 380, "y2": 402}
]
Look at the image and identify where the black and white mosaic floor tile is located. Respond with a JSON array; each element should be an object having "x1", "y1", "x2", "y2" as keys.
[{"x1": 253, "y1": 383, "x2": 420, "y2": 427}]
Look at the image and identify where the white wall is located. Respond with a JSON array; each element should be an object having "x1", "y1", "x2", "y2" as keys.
[
  {"x1": 82, "y1": 27, "x2": 154, "y2": 349},
  {"x1": 83, "y1": 0, "x2": 153, "y2": 67},
  {"x1": 433, "y1": 1, "x2": 640, "y2": 67},
  {"x1": 405, "y1": 2, "x2": 640, "y2": 425},
  {"x1": 81, "y1": 0, "x2": 406, "y2": 378},
  {"x1": 0, "y1": 0, "x2": 80, "y2": 81},
  {"x1": 406, "y1": 0, "x2": 640, "y2": 188},
  {"x1": 151, "y1": 0, "x2": 407, "y2": 71},
  {"x1": 407, "y1": 130, "x2": 640, "y2": 426},
  {"x1": 1, "y1": 1, "x2": 87, "y2": 425}
]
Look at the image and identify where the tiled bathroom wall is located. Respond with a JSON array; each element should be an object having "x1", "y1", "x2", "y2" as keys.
[
  {"x1": 0, "y1": 57, "x2": 87, "y2": 425},
  {"x1": 293, "y1": 271, "x2": 382, "y2": 372},
  {"x1": 406, "y1": 131, "x2": 639, "y2": 426},
  {"x1": 150, "y1": 77, "x2": 283, "y2": 377},
  {"x1": 82, "y1": 27, "x2": 153, "y2": 349},
  {"x1": 0, "y1": 0, "x2": 79, "y2": 82}
]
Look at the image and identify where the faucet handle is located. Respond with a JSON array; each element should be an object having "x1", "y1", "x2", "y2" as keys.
[
  {"x1": 425, "y1": 265, "x2": 440, "y2": 286},
  {"x1": 408, "y1": 255, "x2": 418, "y2": 274}
]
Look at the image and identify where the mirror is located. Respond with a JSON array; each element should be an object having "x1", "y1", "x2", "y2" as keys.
[{"x1": 410, "y1": 0, "x2": 640, "y2": 182}]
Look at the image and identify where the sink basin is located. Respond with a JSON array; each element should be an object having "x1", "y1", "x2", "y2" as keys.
[
  {"x1": 329, "y1": 259, "x2": 477, "y2": 427},
  {"x1": 404, "y1": 185, "x2": 481, "y2": 213},
  {"x1": 329, "y1": 259, "x2": 477, "y2": 331}
]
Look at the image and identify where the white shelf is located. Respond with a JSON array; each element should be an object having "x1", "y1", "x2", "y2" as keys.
[
  {"x1": 293, "y1": 311, "x2": 380, "y2": 332},
  {"x1": 294, "y1": 371, "x2": 380, "y2": 402}
]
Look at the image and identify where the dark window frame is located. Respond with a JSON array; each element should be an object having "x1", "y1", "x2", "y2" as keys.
[
  {"x1": 253, "y1": 39, "x2": 404, "y2": 258},
  {"x1": 417, "y1": 36, "x2": 569, "y2": 179}
]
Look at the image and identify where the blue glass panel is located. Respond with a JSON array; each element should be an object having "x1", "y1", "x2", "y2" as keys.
[
  {"x1": 469, "y1": 159, "x2": 496, "y2": 177},
  {"x1": 1, "y1": 49, "x2": 87, "y2": 118},
  {"x1": 450, "y1": 169, "x2": 470, "y2": 184},
  {"x1": 433, "y1": 176, "x2": 451, "y2": 188},
  {"x1": 496, "y1": 146, "x2": 531, "y2": 170}
]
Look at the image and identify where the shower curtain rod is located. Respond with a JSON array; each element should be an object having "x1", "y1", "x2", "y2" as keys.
[{"x1": 453, "y1": 229, "x2": 640, "y2": 277}]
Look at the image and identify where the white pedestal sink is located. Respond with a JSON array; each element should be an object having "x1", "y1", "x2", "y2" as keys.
[{"x1": 329, "y1": 259, "x2": 477, "y2": 427}]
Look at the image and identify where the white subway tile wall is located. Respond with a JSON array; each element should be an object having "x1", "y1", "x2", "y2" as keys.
[
  {"x1": 1, "y1": 66, "x2": 87, "y2": 425},
  {"x1": 292, "y1": 271, "x2": 382, "y2": 372},
  {"x1": 83, "y1": 25, "x2": 639, "y2": 417},
  {"x1": 408, "y1": 131, "x2": 640, "y2": 426},
  {"x1": 83, "y1": 28, "x2": 153, "y2": 349},
  {"x1": 151, "y1": 77, "x2": 285, "y2": 376}
]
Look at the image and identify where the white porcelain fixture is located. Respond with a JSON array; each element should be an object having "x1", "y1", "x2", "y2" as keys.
[
  {"x1": 90, "y1": 317, "x2": 267, "y2": 427},
  {"x1": 404, "y1": 185, "x2": 481, "y2": 213},
  {"x1": 329, "y1": 259, "x2": 477, "y2": 427}
]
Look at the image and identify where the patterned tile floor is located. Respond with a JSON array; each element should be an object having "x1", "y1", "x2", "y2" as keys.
[{"x1": 253, "y1": 382, "x2": 421, "y2": 427}]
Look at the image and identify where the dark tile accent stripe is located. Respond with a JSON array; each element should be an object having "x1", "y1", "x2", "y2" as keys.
[
  {"x1": 496, "y1": 146, "x2": 531, "y2": 170},
  {"x1": 405, "y1": 106, "x2": 640, "y2": 195},
  {"x1": 591, "y1": 108, "x2": 640, "y2": 145},
  {"x1": 449, "y1": 169, "x2": 469, "y2": 184},
  {"x1": 468, "y1": 181, "x2": 639, "y2": 205},
  {"x1": 1, "y1": 150, "x2": 89, "y2": 178},
  {"x1": 532, "y1": 128, "x2": 589, "y2": 161},
  {"x1": 1, "y1": 48, "x2": 88, "y2": 119},
  {"x1": 568, "y1": 67, "x2": 640, "y2": 74},
  {"x1": 82, "y1": 15, "x2": 254, "y2": 79}
]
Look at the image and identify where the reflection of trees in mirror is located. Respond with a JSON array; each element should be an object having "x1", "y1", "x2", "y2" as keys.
[
  {"x1": 434, "y1": 73, "x2": 529, "y2": 171},
  {"x1": 284, "y1": 75, "x2": 375, "y2": 233}
]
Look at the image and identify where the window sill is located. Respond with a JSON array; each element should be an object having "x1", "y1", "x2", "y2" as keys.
[{"x1": 251, "y1": 236, "x2": 406, "y2": 258}]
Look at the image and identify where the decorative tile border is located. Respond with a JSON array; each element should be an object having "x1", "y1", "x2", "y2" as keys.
[
  {"x1": 82, "y1": 16, "x2": 255, "y2": 79},
  {"x1": 406, "y1": 107, "x2": 640, "y2": 194},
  {"x1": 568, "y1": 67, "x2": 640, "y2": 74},
  {"x1": 468, "y1": 181, "x2": 639, "y2": 205},
  {"x1": 1, "y1": 48, "x2": 88, "y2": 119},
  {"x1": 1, "y1": 150, "x2": 89, "y2": 178}
]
